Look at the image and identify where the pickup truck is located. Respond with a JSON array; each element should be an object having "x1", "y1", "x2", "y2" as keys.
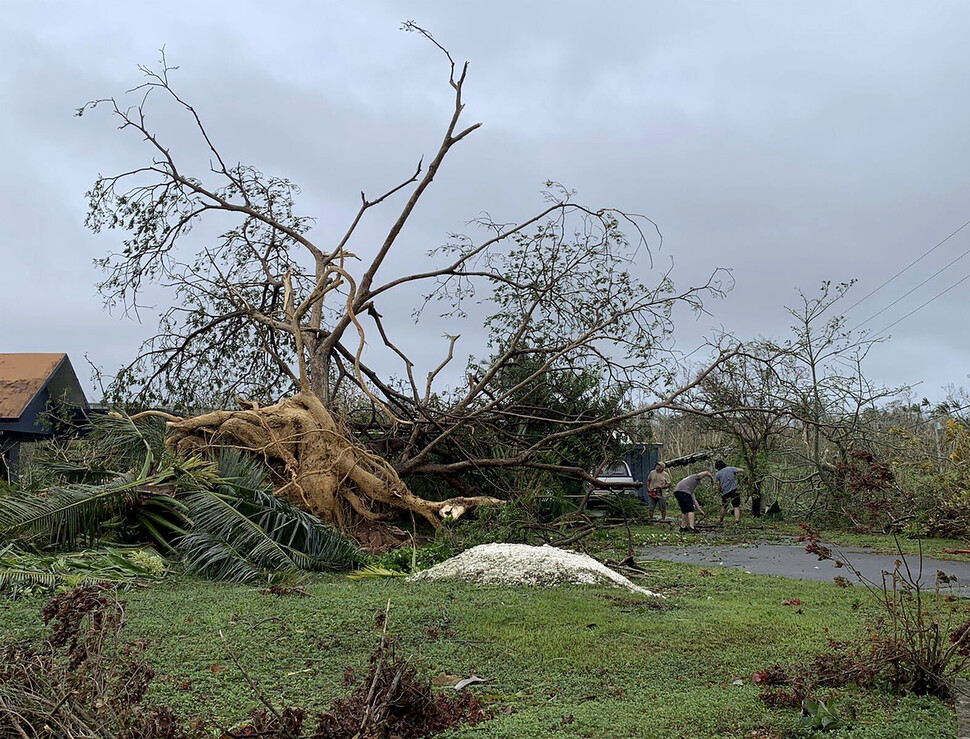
[{"x1": 589, "y1": 460, "x2": 642, "y2": 501}]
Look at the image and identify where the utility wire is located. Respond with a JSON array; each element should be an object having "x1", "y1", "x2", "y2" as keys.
[
  {"x1": 842, "y1": 217, "x2": 970, "y2": 316},
  {"x1": 848, "y1": 241, "x2": 970, "y2": 333},
  {"x1": 871, "y1": 270, "x2": 970, "y2": 340}
]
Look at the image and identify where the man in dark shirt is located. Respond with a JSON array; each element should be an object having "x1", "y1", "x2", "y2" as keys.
[
  {"x1": 714, "y1": 459, "x2": 745, "y2": 524},
  {"x1": 673, "y1": 470, "x2": 712, "y2": 533}
]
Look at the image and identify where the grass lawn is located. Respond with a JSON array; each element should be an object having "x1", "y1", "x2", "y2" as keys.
[{"x1": 1, "y1": 559, "x2": 962, "y2": 738}]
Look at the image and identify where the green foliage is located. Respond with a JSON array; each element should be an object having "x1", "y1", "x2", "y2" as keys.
[
  {"x1": 926, "y1": 419, "x2": 970, "y2": 538},
  {"x1": 0, "y1": 473, "x2": 169, "y2": 548},
  {"x1": 0, "y1": 545, "x2": 165, "y2": 597},
  {"x1": 0, "y1": 414, "x2": 359, "y2": 586},
  {"x1": 399, "y1": 351, "x2": 630, "y2": 507},
  {"x1": 447, "y1": 500, "x2": 537, "y2": 548},
  {"x1": 798, "y1": 697, "x2": 847, "y2": 732},
  {"x1": 0, "y1": 413, "x2": 193, "y2": 550},
  {"x1": 602, "y1": 491, "x2": 649, "y2": 520},
  {"x1": 345, "y1": 564, "x2": 409, "y2": 580},
  {"x1": 176, "y1": 449, "x2": 360, "y2": 583},
  {"x1": 369, "y1": 538, "x2": 457, "y2": 574}
]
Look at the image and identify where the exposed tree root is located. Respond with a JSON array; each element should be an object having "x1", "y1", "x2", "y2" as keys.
[{"x1": 165, "y1": 393, "x2": 502, "y2": 550}]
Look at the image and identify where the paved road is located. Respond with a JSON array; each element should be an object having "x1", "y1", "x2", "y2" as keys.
[{"x1": 637, "y1": 541, "x2": 970, "y2": 597}]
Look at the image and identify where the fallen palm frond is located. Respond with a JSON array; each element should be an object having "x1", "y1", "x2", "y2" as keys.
[
  {"x1": 346, "y1": 564, "x2": 410, "y2": 581},
  {"x1": 0, "y1": 472, "x2": 182, "y2": 548},
  {"x1": 176, "y1": 449, "x2": 360, "y2": 583},
  {"x1": 0, "y1": 545, "x2": 165, "y2": 595},
  {"x1": 0, "y1": 414, "x2": 360, "y2": 585}
]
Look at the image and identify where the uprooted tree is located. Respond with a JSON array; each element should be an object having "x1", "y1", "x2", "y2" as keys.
[{"x1": 81, "y1": 26, "x2": 735, "y2": 548}]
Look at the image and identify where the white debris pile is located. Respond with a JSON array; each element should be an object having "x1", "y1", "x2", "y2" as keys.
[{"x1": 408, "y1": 543, "x2": 659, "y2": 596}]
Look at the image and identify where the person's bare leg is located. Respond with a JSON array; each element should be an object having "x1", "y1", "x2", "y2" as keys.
[
  {"x1": 733, "y1": 505, "x2": 741, "y2": 523},
  {"x1": 687, "y1": 512, "x2": 696, "y2": 530},
  {"x1": 681, "y1": 512, "x2": 689, "y2": 531},
  {"x1": 719, "y1": 504, "x2": 727, "y2": 524}
]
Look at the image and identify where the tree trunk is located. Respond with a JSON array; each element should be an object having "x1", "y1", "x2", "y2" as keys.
[{"x1": 308, "y1": 345, "x2": 332, "y2": 406}]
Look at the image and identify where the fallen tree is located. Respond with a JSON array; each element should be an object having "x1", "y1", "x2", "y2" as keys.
[
  {"x1": 164, "y1": 393, "x2": 501, "y2": 547},
  {"x1": 83, "y1": 26, "x2": 735, "y2": 547}
]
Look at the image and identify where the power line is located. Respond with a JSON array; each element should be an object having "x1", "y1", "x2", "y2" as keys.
[
  {"x1": 871, "y1": 270, "x2": 970, "y2": 340},
  {"x1": 842, "y1": 217, "x2": 970, "y2": 316},
  {"x1": 848, "y1": 241, "x2": 970, "y2": 333}
]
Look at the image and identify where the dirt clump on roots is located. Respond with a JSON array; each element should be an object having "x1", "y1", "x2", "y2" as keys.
[{"x1": 165, "y1": 392, "x2": 501, "y2": 551}]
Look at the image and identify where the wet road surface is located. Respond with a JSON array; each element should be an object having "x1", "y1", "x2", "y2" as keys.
[{"x1": 637, "y1": 541, "x2": 970, "y2": 597}]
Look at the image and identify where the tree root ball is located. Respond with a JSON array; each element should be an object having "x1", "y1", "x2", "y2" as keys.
[{"x1": 165, "y1": 393, "x2": 501, "y2": 550}]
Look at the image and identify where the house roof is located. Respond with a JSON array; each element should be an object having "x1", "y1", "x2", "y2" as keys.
[{"x1": 0, "y1": 353, "x2": 69, "y2": 420}]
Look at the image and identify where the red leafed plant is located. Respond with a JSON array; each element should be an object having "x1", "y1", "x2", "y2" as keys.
[
  {"x1": 833, "y1": 449, "x2": 901, "y2": 532},
  {"x1": 791, "y1": 526, "x2": 970, "y2": 699}
]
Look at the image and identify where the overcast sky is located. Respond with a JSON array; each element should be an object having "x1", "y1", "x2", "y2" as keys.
[{"x1": 2, "y1": 1, "x2": 969, "y2": 403}]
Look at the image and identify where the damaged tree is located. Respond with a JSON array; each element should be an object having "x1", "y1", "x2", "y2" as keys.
[
  {"x1": 165, "y1": 392, "x2": 499, "y2": 539},
  {"x1": 82, "y1": 26, "x2": 734, "y2": 547}
]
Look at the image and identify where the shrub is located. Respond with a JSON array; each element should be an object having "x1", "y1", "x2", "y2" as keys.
[
  {"x1": 834, "y1": 450, "x2": 902, "y2": 532},
  {"x1": 798, "y1": 525, "x2": 970, "y2": 698},
  {"x1": 0, "y1": 583, "x2": 195, "y2": 738}
]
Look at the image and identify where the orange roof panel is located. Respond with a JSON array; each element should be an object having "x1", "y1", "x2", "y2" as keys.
[{"x1": 0, "y1": 353, "x2": 67, "y2": 420}]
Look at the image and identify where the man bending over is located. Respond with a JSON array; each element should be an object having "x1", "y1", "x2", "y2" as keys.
[{"x1": 673, "y1": 470, "x2": 712, "y2": 533}]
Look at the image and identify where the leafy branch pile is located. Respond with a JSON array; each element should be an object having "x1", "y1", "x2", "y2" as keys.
[
  {"x1": 0, "y1": 583, "x2": 188, "y2": 738},
  {"x1": 0, "y1": 545, "x2": 164, "y2": 596}
]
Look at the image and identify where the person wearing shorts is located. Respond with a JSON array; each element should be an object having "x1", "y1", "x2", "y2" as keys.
[
  {"x1": 673, "y1": 471, "x2": 712, "y2": 533},
  {"x1": 714, "y1": 460, "x2": 745, "y2": 524},
  {"x1": 646, "y1": 463, "x2": 671, "y2": 521}
]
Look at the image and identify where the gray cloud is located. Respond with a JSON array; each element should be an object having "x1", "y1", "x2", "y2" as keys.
[{"x1": 2, "y1": 1, "x2": 968, "y2": 401}]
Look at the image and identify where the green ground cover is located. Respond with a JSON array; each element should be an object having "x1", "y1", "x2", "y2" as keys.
[{"x1": 0, "y1": 558, "x2": 962, "y2": 738}]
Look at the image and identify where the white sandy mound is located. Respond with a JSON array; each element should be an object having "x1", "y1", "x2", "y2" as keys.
[{"x1": 408, "y1": 543, "x2": 660, "y2": 596}]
